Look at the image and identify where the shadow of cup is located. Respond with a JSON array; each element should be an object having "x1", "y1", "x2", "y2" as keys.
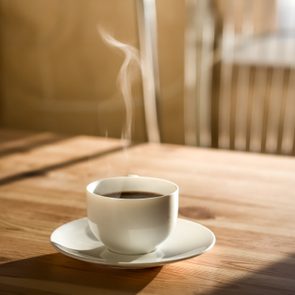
[{"x1": 0, "y1": 253, "x2": 162, "y2": 294}]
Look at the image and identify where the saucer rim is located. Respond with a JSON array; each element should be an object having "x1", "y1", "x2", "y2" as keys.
[{"x1": 50, "y1": 217, "x2": 216, "y2": 268}]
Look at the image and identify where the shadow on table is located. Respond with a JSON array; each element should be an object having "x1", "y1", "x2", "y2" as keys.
[
  {"x1": 203, "y1": 253, "x2": 295, "y2": 295},
  {"x1": 0, "y1": 144, "x2": 123, "y2": 186},
  {"x1": 0, "y1": 132, "x2": 68, "y2": 158},
  {"x1": 0, "y1": 253, "x2": 161, "y2": 294}
]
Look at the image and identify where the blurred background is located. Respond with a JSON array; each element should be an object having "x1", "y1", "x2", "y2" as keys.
[{"x1": 0, "y1": 0, "x2": 294, "y2": 155}]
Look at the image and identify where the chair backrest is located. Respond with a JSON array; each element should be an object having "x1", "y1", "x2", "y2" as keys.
[
  {"x1": 137, "y1": 0, "x2": 295, "y2": 156},
  {"x1": 212, "y1": 0, "x2": 295, "y2": 155}
]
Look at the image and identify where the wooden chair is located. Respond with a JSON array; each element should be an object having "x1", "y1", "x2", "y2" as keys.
[{"x1": 137, "y1": 0, "x2": 295, "y2": 155}]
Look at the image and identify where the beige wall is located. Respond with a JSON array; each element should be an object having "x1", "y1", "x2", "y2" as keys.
[
  {"x1": 0, "y1": 0, "x2": 186, "y2": 144},
  {"x1": 0, "y1": 0, "x2": 146, "y2": 141}
]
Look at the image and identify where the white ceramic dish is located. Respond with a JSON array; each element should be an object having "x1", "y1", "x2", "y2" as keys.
[{"x1": 50, "y1": 217, "x2": 216, "y2": 269}]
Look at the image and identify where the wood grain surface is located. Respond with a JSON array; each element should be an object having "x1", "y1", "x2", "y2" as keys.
[
  {"x1": 0, "y1": 131, "x2": 295, "y2": 294},
  {"x1": 0, "y1": 129, "x2": 124, "y2": 185}
]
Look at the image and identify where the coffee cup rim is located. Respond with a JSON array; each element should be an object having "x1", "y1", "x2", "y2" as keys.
[{"x1": 86, "y1": 175, "x2": 179, "y2": 201}]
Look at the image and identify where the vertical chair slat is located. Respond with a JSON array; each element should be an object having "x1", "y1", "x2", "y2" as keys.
[
  {"x1": 198, "y1": 0, "x2": 214, "y2": 147},
  {"x1": 136, "y1": 0, "x2": 161, "y2": 143},
  {"x1": 218, "y1": 0, "x2": 235, "y2": 149},
  {"x1": 184, "y1": 0, "x2": 199, "y2": 146},
  {"x1": 281, "y1": 69, "x2": 295, "y2": 154}
]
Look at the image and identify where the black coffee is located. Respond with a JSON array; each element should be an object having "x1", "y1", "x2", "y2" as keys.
[{"x1": 104, "y1": 191, "x2": 161, "y2": 199}]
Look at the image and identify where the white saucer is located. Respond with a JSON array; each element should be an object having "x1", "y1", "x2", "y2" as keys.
[{"x1": 50, "y1": 218, "x2": 216, "y2": 269}]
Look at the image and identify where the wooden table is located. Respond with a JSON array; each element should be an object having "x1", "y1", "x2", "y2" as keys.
[{"x1": 0, "y1": 130, "x2": 295, "y2": 294}]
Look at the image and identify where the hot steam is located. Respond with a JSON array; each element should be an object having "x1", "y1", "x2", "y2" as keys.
[{"x1": 99, "y1": 28, "x2": 141, "y2": 144}]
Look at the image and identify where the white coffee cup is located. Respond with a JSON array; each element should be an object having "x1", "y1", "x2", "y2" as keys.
[{"x1": 86, "y1": 175, "x2": 179, "y2": 255}]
